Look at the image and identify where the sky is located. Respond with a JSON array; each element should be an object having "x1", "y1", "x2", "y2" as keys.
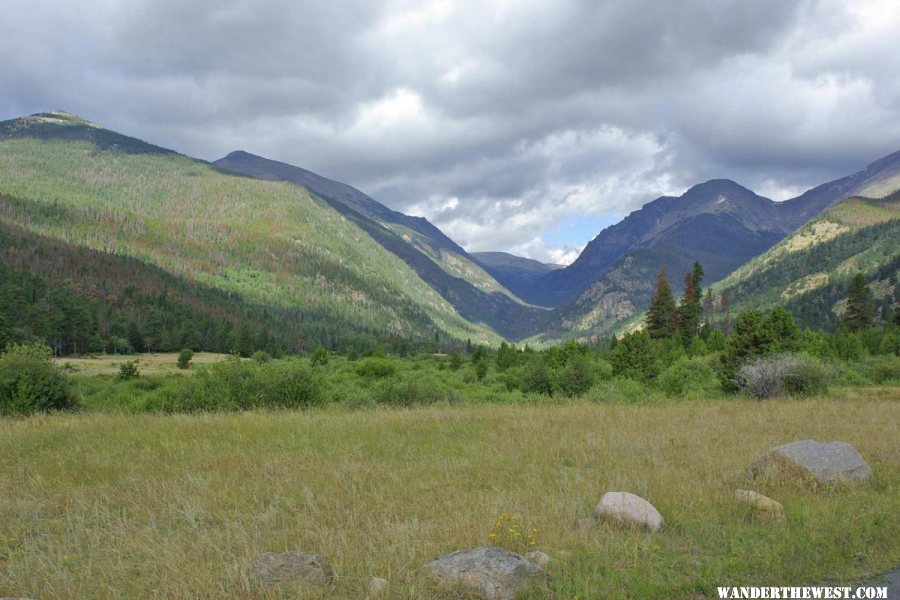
[{"x1": 2, "y1": 0, "x2": 899, "y2": 265}]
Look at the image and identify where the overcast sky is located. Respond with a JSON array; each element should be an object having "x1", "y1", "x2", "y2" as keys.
[{"x1": 2, "y1": 0, "x2": 899, "y2": 264}]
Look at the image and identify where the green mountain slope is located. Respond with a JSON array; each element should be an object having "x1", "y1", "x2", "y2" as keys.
[
  {"x1": 711, "y1": 192, "x2": 900, "y2": 330},
  {"x1": 0, "y1": 111, "x2": 501, "y2": 351},
  {"x1": 213, "y1": 151, "x2": 548, "y2": 339}
]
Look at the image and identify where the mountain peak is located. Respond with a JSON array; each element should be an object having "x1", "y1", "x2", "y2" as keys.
[
  {"x1": 223, "y1": 150, "x2": 257, "y2": 160},
  {"x1": 683, "y1": 178, "x2": 754, "y2": 198}
]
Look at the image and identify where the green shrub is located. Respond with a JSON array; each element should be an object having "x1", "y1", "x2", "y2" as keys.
[
  {"x1": 0, "y1": 343, "x2": 77, "y2": 415},
  {"x1": 720, "y1": 307, "x2": 800, "y2": 390},
  {"x1": 310, "y1": 346, "x2": 329, "y2": 366},
  {"x1": 260, "y1": 359, "x2": 325, "y2": 408},
  {"x1": 594, "y1": 359, "x2": 613, "y2": 380},
  {"x1": 851, "y1": 355, "x2": 900, "y2": 384},
  {"x1": 252, "y1": 350, "x2": 272, "y2": 363},
  {"x1": 474, "y1": 358, "x2": 489, "y2": 381},
  {"x1": 176, "y1": 348, "x2": 194, "y2": 369},
  {"x1": 657, "y1": 357, "x2": 717, "y2": 397},
  {"x1": 163, "y1": 357, "x2": 324, "y2": 412},
  {"x1": 554, "y1": 355, "x2": 595, "y2": 397},
  {"x1": 370, "y1": 375, "x2": 457, "y2": 407},
  {"x1": 588, "y1": 377, "x2": 662, "y2": 404},
  {"x1": 355, "y1": 357, "x2": 397, "y2": 379},
  {"x1": 118, "y1": 360, "x2": 140, "y2": 380},
  {"x1": 522, "y1": 357, "x2": 553, "y2": 395},
  {"x1": 610, "y1": 331, "x2": 660, "y2": 382}
]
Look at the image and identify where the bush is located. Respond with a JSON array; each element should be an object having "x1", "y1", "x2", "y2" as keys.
[
  {"x1": 177, "y1": 348, "x2": 194, "y2": 369},
  {"x1": 610, "y1": 332, "x2": 660, "y2": 382},
  {"x1": 0, "y1": 343, "x2": 77, "y2": 415},
  {"x1": 118, "y1": 360, "x2": 140, "y2": 380},
  {"x1": 850, "y1": 355, "x2": 900, "y2": 384},
  {"x1": 370, "y1": 375, "x2": 458, "y2": 407},
  {"x1": 261, "y1": 359, "x2": 325, "y2": 408},
  {"x1": 522, "y1": 357, "x2": 553, "y2": 395},
  {"x1": 554, "y1": 355, "x2": 595, "y2": 397},
  {"x1": 165, "y1": 357, "x2": 324, "y2": 412},
  {"x1": 252, "y1": 350, "x2": 272, "y2": 364},
  {"x1": 355, "y1": 357, "x2": 397, "y2": 379},
  {"x1": 657, "y1": 357, "x2": 717, "y2": 397},
  {"x1": 587, "y1": 377, "x2": 662, "y2": 404},
  {"x1": 310, "y1": 346, "x2": 329, "y2": 366},
  {"x1": 737, "y1": 353, "x2": 832, "y2": 400},
  {"x1": 720, "y1": 307, "x2": 800, "y2": 390}
]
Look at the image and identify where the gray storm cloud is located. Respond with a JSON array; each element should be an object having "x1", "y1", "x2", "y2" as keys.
[{"x1": 1, "y1": 0, "x2": 898, "y2": 263}]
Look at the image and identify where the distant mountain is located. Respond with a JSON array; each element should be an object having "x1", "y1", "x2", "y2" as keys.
[
  {"x1": 0, "y1": 111, "x2": 501, "y2": 353},
  {"x1": 214, "y1": 151, "x2": 548, "y2": 338},
  {"x1": 529, "y1": 180, "x2": 789, "y2": 309},
  {"x1": 526, "y1": 150, "x2": 900, "y2": 343},
  {"x1": 471, "y1": 251, "x2": 562, "y2": 302},
  {"x1": 711, "y1": 191, "x2": 900, "y2": 330}
]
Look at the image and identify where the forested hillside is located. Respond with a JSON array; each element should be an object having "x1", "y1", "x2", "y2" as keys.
[
  {"x1": 214, "y1": 151, "x2": 549, "y2": 338},
  {"x1": 0, "y1": 112, "x2": 500, "y2": 354},
  {"x1": 711, "y1": 192, "x2": 900, "y2": 330}
]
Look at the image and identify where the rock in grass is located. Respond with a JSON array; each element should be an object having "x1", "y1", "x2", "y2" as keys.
[
  {"x1": 594, "y1": 491, "x2": 664, "y2": 532},
  {"x1": 751, "y1": 440, "x2": 872, "y2": 484},
  {"x1": 367, "y1": 576, "x2": 388, "y2": 597},
  {"x1": 524, "y1": 550, "x2": 551, "y2": 568},
  {"x1": 247, "y1": 551, "x2": 333, "y2": 585},
  {"x1": 734, "y1": 489, "x2": 786, "y2": 523},
  {"x1": 423, "y1": 547, "x2": 545, "y2": 600}
]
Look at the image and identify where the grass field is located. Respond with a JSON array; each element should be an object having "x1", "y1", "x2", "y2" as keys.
[
  {"x1": 55, "y1": 352, "x2": 233, "y2": 377},
  {"x1": 1, "y1": 395, "x2": 898, "y2": 599}
]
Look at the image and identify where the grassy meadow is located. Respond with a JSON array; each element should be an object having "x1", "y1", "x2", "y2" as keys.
[
  {"x1": 56, "y1": 352, "x2": 233, "y2": 377},
  {"x1": 2, "y1": 395, "x2": 898, "y2": 599}
]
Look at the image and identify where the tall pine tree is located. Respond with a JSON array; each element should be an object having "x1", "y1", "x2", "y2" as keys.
[
  {"x1": 674, "y1": 262, "x2": 704, "y2": 341},
  {"x1": 843, "y1": 273, "x2": 876, "y2": 331},
  {"x1": 646, "y1": 269, "x2": 676, "y2": 339}
]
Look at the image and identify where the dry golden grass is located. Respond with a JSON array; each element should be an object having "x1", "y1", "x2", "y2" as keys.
[
  {"x1": 54, "y1": 352, "x2": 232, "y2": 377},
  {"x1": 1, "y1": 396, "x2": 898, "y2": 599}
]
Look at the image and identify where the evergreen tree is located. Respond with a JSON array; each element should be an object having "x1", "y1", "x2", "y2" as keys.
[
  {"x1": 646, "y1": 269, "x2": 676, "y2": 339},
  {"x1": 843, "y1": 273, "x2": 876, "y2": 331},
  {"x1": 719, "y1": 290, "x2": 732, "y2": 334},
  {"x1": 677, "y1": 262, "x2": 704, "y2": 341}
]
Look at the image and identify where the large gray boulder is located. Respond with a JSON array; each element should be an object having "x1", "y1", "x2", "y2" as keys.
[
  {"x1": 423, "y1": 547, "x2": 545, "y2": 600},
  {"x1": 752, "y1": 440, "x2": 872, "y2": 484},
  {"x1": 247, "y1": 551, "x2": 333, "y2": 585},
  {"x1": 594, "y1": 491, "x2": 664, "y2": 532}
]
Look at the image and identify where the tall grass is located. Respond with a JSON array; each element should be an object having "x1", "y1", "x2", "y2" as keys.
[{"x1": 1, "y1": 398, "x2": 897, "y2": 598}]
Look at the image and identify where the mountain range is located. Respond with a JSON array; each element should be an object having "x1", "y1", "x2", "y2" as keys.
[{"x1": 1, "y1": 110, "x2": 898, "y2": 353}]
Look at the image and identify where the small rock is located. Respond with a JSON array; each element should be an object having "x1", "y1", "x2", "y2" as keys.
[
  {"x1": 594, "y1": 491, "x2": 664, "y2": 532},
  {"x1": 423, "y1": 546, "x2": 545, "y2": 600},
  {"x1": 247, "y1": 551, "x2": 333, "y2": 585},
  {"x1": 524, "y1": 550, "x2": 551, "y2": 569},
  {"x1": 367, "y1": 576, "x2": 388, "y2": 597},
  {"x1": 751, "y1": 440, "x2": 872, "y2": 484},
  {"x1": 734, "y1": 489, "x2": 786, "y2": 523}
]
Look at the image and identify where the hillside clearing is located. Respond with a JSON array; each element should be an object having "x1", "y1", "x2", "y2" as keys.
[{"x1": 1, "y1": 396, "x2": 898, "y2": 599}]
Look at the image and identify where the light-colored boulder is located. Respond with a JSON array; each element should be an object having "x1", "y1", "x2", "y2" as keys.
[
  {"x1": 524, "y1": 550, "x2": 551, "y2": 569},
  {"x1": 594, "y1": 491, "x2": 664, "y2": 532},
  {"x1": 423, "y1": 547, "x2": 545, "y2": 600},
  {"x1": 734, "y1": 489, "x2": 786, "y2": 523},
  {"x1": 751, "y1": 440, "x2": 872, "y2": 484},
  {"x1": 247, "y1": 551, "x2": 333, "y2": 585},
  {"x1": 367, "y1": 576, "x2": 388, "y2": 597}
]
